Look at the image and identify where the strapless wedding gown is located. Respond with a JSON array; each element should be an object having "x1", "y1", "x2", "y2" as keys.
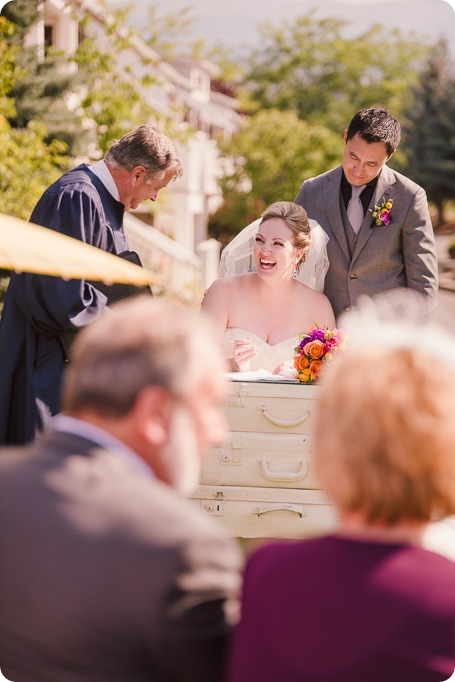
[{"x1": 224, "y1": 328, "x2": 297, "y2": 373}]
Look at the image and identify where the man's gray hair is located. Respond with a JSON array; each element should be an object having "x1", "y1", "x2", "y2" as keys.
[
  {"x1": 62, "y1": 297, "x2": 217, "y2": 415},
  {"x1": 105, "y1": 125, "x2": 183, "y2": 180}
]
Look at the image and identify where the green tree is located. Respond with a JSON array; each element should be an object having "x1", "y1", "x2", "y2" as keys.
[
  {"x1": 209, "y1": 109, "x2": 341, "y2": 245},
  {"x1": 74, "y1": 36, "x2": 153, "y2": 156},
  {"x1": 3, "y1": 0, "x2": 86, "y2": 155},
  {"x1": 0, "y1": 118, "x2": 68, "y2": 220},
  {"x1": 209, "y1": 13, "x2": 436, "y2": 240},
  {"x1": 242, "y1": 14, "x2": 428, "y2": 134},
  {"x1": 0, "y1": 16, "x2": 19, "y2": 119},
  {"x1": 1, "y1": 0, "x2": 39, "y2": 43},
  {"x1": 0, "y1": 13, "x2": 70, "y2": 307},
  {"x1": 73, "y1": 4, "x2": 189, "y2": 156},
  {"x1": 0, "y1": 11, "x2": 69, "y2": 220},
  {"x1": 401, "y1": 39, "x2": 455, "y2": 227}
]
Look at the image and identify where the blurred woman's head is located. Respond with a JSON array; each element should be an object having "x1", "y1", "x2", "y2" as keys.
[{"x1": 315, "y1": 304, "x2": 455, "y2": 526}]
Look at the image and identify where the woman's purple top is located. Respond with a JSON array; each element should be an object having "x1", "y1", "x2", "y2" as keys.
[{"x1": 226, "y1": 534, "x2": 455, "y2": 682}]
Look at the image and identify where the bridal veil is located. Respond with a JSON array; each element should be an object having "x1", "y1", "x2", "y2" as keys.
[{"x1": 219, "y1": 217, "x2": 329, "y2": 292}]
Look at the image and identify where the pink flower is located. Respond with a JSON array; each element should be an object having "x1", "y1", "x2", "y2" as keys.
[{"x1": 381, "y1": 211, "x2": 392, "y2": 225}]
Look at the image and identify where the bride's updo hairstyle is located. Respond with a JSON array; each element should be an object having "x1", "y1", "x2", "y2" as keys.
[
  {"x1": 260, "y1": 201, "x2": 311, "y2": 272},
  {"x1": 219, "y1": 201, "x2": 328, "y2": 290}
]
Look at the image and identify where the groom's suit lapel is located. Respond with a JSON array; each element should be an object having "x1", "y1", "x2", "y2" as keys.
[
  {"x1": 324, "y1": 168, "x2": 350, "y2": 263},
  {"x1": 351, "y1": 165, "x2": 397, "y2": 267}
]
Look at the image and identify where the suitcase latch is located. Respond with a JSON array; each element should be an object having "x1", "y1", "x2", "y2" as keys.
[
  {"x1": 220, "y1": 448, "x2": 241, "y2": 465},
  {"x1": 201, "y1": 501, "x2": 225, "y2": 515}
]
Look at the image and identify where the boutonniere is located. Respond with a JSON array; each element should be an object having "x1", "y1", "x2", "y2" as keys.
[{"x1": 370, "y1": 196, "x2": 395, "y2": 226}]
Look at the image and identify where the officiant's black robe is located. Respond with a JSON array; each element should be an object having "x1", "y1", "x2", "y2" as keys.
[{"x1": 0, "y1": 166, "x2": 128, "y2": 445}]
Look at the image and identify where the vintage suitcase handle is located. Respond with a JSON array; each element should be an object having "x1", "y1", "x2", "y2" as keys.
[
  {"x1": 254, "y1": 504, "x2": 306, "y2": 518},
  {"x1": 258, "y1": 403, "x2": 310, "y2": 427},
  {"x1": 260, "y1": 458, "x2": 308, "y2": 482}
]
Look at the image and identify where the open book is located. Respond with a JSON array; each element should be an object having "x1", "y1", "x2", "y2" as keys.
[{"x1": 224, "y1": 368, "x2": 299, "y2": 382}]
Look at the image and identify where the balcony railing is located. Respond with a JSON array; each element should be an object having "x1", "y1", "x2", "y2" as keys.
[{"x1": 124, "y1": 213, "x2": 218, "y2": 307}]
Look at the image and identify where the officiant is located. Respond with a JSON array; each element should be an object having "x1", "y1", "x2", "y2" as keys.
[{"x1": 0, "y1": 124, "x2": 182, "y2": 446}]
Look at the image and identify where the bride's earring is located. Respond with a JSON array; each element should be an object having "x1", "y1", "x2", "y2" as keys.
[{"x1": 293, "y1": 263, "x2": 298, "y2": 280}]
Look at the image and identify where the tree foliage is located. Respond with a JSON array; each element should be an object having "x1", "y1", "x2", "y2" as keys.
[
  {"x1": 0, "y1": 14, "x2": 69, "y2": 220},
  {"x1": 0, "y1": 118, "x2": 68, "y2": 220},
  {"x1": 73, "y1": 34, "x2": 157, "y2": 156},
  {"x1": 3, "y1": 0, "x2": 86, "y2": 155},
  {"x1": 72, "y1": 3, "x2": 191, "y2": 156},
  {"x1": 2, "y1": 0, "x2": 178, "y2": 159},
  {"x1": 209, "y1": 109, "x2": 341, "y2": 245},
  {"x1": 242, "y1": 14, "x2": 429, "y2": 133},
  {"x1": 0, "y1": 16, "x2": 19, "y2": 119},
  {"x1": 401, "y1": 39, "x2": 455, "y2": 226},
  {"x1": 208, "y1": 12, "x2": 440, "y2": 238},
  {"x1": 0, "y1": 8, "x2": 71, "y2": 305},
  {"x1": 1, "y1": 0, "x2": 40, "y2": 43}
]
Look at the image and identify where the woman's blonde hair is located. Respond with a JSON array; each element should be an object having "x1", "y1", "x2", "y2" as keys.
[{"x1": 315, "y1": 346, "x2": 455, "y2": 525}]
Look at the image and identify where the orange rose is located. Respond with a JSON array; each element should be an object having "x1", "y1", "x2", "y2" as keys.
[
  {"x1": 294, "y1": 355, "x2": 310, "y2": 371},
  {"x1": 309, "y1": 360, "x2": 324, "y2": 379},
  {"x1": 304, "y1": 340, "x2": 325, "y2": 359}
]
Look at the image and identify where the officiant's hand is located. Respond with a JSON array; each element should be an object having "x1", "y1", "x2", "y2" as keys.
[{"x1": 233, "y1": 338, "x2": 258, "y2": 371}]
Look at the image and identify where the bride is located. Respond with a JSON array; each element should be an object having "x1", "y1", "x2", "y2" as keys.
[{"x1": 201, "y1": 201, "x2": 335, "y2": 374}]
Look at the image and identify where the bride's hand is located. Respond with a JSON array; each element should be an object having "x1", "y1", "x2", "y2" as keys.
[{"x1": 233, "y1": 338, "x2": 258, "y2": 371}]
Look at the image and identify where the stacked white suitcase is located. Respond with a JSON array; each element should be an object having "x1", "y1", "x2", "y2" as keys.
[{"x1": 189, "y1": 379, "x2": 338, "y2": 539}]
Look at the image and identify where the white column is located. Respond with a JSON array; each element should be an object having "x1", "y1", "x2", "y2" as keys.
[{"x1": 196, "y1": 238, "x2": 222, "y2": 289}]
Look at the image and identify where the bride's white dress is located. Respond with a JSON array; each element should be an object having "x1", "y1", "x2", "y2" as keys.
[{"x1": 224, "y1": 328, "x2": 297, "y2": 373}]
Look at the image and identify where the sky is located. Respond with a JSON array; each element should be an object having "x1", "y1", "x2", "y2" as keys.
[{"x1": 107, "y1": 0, "x2": 455, "y2": 53}]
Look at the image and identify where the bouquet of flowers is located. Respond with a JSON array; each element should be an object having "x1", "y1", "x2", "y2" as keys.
[{"x1": 294, "y1": 326, "x2": 346, "y2": 384}]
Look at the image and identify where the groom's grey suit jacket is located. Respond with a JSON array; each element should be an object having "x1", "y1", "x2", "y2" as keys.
[{"x1": 295, "y1": 164, "x2": 438, "y2": 319}]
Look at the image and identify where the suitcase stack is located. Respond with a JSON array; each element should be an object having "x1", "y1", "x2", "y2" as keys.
[{"x1": 189, "y1": 379, "x2": 338, "y2": 539}]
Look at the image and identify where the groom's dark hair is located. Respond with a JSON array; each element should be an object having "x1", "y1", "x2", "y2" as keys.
[{"x1": 346, "y1": 106, "x2": 401, "y2": 157}]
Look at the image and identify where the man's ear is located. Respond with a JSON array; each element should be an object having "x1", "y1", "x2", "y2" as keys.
[
  {"x1": 343, "y1": 129, "x2": 348, "y2": 144},
  {"x1": 132, "y1": 385, "x2": 173, "y2": 447},
  {"x1": 131, "y1": 165, "x2": 146, "y2": 185}
]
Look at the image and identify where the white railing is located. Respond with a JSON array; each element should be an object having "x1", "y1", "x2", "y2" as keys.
[{"x1": 124, "y1": 214, "x2": 221, "y2": 306}]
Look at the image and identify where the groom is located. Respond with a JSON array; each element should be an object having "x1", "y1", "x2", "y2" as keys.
[{"x1": 294, "y1": 106, "x2": 438, "y2": 319}]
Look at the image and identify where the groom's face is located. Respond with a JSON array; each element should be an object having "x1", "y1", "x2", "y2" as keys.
[{"x1": 342, "y1": 132, "x2": 390, "y2": 186}]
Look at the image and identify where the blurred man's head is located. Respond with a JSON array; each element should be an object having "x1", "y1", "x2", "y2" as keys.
[{"x1": 62, "y1": 297, "x2": 228, "y2": 495}]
